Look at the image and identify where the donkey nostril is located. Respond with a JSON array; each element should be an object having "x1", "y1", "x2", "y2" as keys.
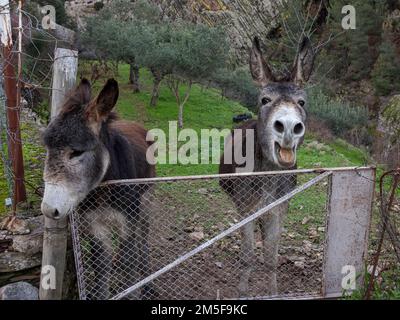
[
  {"x1": 274, "y1": 120, "x2": 285, "y2": 133},
  {"x1": 53, "y1": 209, "x2": 60, "y2": 218},
  {"x1": 294, "y1": 122, "x2": 304, "y2": 135}
]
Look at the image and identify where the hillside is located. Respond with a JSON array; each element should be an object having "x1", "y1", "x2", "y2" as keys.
[{"x1": 65, "y1": 0, "x2": 278, "y2": 63}]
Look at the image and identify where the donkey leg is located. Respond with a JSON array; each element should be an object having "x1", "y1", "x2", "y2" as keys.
[
  {"x1": 90, "y1": 238, "x2": 113, "y2": 300},
  {"x1": 238, "y1": 221, "x2": 256, "y2": 297},
  {"x1": 260, "y1": 202, "x2": 288, "y2": 296},
  {"x1": 136, "y1": 203, "x2": 156, "y2": 299},
  {"x1": 117, "y1": 228, "x2": 143, "y2": 300}
]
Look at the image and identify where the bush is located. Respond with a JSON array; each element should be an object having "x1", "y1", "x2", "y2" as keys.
[
  {"x1": 212, "y1": 67, "x2": 258, "y2": 110},
  {"x1": 307, "y1": 89, "x2": 369, "y2": 135},
  {"x1": 382, "y1": 95, "x2": 400, "y2": 143},
  {"x1": 372, "y1": 38, "x2": 400, "y2": 96},
  {"x1": 94, "y1": 2, "x2": 104, "y2": 11}
]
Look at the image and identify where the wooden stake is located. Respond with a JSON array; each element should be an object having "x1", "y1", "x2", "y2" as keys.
[{"x1": 39, "y1": 48, "x2": 78, "y2": 300}]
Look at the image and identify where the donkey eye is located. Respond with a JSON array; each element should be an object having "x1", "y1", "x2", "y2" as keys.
[
  {"x1": 261, "y1": 97, "x2": 272, "y2": 105},
  {"x1": 70, "y1": 150, "x2": 85, "y2": 159},
  {"x1": 298, "y1": 100, "x2": 305, "y2": 107}
]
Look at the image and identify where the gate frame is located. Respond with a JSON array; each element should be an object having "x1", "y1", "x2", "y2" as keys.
[{"x1": 70, "y1": 166, "x2": 376, "y2": 300}]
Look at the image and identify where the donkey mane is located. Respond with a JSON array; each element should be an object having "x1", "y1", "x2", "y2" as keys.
[{"x1": 101, "y1": 119, "x2": 155, "y2": 182}]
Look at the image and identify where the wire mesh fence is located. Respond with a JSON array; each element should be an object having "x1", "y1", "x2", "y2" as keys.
[
  {"x1": 1, "y1": 0, "x2": 77, "y2": 212},
  {"x1": 69, "y1": 169, "x2": 339, "y2": 300},
  {"x1": 379, "y1": 170, "x2": 400, "y2": 264},
  {"x1": 365, "y1": 169, "x2": 400, "y2": 299}
]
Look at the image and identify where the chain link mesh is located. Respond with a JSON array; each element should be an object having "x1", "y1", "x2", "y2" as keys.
[{"x1": 70, "y1": 171, "x2": 331, "y2": 300}]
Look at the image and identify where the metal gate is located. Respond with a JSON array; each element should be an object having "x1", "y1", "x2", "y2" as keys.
[{"x1": 70, "y1": 167, "x2": 375, "y2": 300}]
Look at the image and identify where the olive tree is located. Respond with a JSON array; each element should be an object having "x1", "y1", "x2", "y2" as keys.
[
  {"x1": 82, "y1": 0, "x2": 162, "y2": 92},
  {"x1": 134, "y1": 24, "x2": 178, "y2": 106},
  {"x1": 166, "y1": 24, "x2": 229, "y2": 127}
]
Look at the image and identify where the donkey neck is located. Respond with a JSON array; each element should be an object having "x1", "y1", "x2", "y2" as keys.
[{"x1": 99, "y1": 121, "x2": 137, "y2": 181}]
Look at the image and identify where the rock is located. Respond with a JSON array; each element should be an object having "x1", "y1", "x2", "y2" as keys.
[
  {"x1": 278, "y1": 256, "x2": 289, "y2": 265},
  {"x1": 194, "y1": 226, "x2": 204, "y2": 232},
  {"x1": 215, "y1": 262, "x2": 223, "y2": 268},
  {"x1": 286, "y1": 232, "x2": 296, "y2": 239},
  {"x1": 0, "y1": 216, "x2": 30, "y2": 235},
  {"x1": 183, "y1": 226, "x2": 194, "y2": 233},
  {"x1": 12, "y1": 217, "x2": 44, "y2": 255},
  {"x1": 0, "y1": 281, "x2": 39, "y2": 300},
  {"x1": 287, "y1": 255, "x2": 305, "y2": 263},
  {"x1": 216, "y1": 222, "x2": 225, "y2": 231},
  {"x1": 197, "y1": 188, "x2": 208, "y2": 195},
  {"x1": 189, "y1": 231, "x2": 205, "y2": 241},
  {"x1": 317, "y1": 227, "x2": 325, "y2": 233},
  {"x1": 294, "y1": 261, "x2": 305, "y2": 269},
  {"x1": 0, "y1": 252, "x2": 41, "y2": 273},
  {"x1": 308, "y1": 228, "x2": 318, "y2": 239},
  {"x1": 302, "y1": 240, "x2": 313, "y2": 253},
  {"x1": 301, "y1": 216, "x2": 311, "y2": 225}
]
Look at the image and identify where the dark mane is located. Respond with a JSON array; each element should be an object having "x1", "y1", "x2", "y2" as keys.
[{"x1": 100, "y1": 119, "x2": 155, "y2": 182}]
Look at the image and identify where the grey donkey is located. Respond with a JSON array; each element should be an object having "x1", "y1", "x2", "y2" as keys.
[
  {"x1": 41, "y1": 79, "x2": 156, "y2": 299},
  {"x1": 220, "y1": 36, "x2": 316, "y2": 296}
]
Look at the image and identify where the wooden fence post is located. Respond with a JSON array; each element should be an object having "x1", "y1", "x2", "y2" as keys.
[{"x1": 39, "y1": 48, "x2": 78, "y2": 300}]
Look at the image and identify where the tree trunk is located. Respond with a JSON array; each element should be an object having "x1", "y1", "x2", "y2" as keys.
[
  {"x1": 150, "y1": 70, "x2": 163, "y2": 107},
  {"x1": 177, "y1": 81, "x2": 192, "y2": 129},
  {"x1": 129, "y1": 63, "x2": 140, "y2": 93},
  {"x1": 178, "y1": 103, "x2": 184, "y2": 128}
]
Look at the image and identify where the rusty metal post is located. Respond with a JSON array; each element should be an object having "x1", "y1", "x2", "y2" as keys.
[
  {"x1": 39, "y1": 48, "x2": 78, "y2": 300},
  {"x1": 0, "y1": 0, "x2": 27, "y2": 210},
  {"x1": 365, "y1": 169, "x2": 400, "y2": 299}
]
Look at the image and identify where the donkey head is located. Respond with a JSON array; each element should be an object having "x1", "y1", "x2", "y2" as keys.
[
  {"x1": 41, "y1": 79, "x2": 119, "y2": 219},
  {"x1": 250, "y1": 37, "x2": 315, "y2": 168}
]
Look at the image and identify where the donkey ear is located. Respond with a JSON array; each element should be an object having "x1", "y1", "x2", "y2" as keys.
[
  {"x1": 250, "y1": 37, "x2": 275, "y2": 87},
  {"x1": 75, "y1": 78, "x2": 92, "y2": 104},
  {"x1": 88, "y1": 79, "x2": 119, "y2": 120},
  {"x1": 292, "y1": 37, "x2": 315, "y2": 86}
]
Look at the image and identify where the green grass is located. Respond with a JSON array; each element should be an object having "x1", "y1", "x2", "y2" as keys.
[{"x1": 0, "y1": 121, "x2": 45, "y2": 215}]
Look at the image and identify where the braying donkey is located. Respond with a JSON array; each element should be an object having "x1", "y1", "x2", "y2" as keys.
[
  {"x1": 41, "y1": 78, "x2": 155, "y2": 299},
  {"x1": 220, "y1": 36, "x2": 316, "y2": 296}
]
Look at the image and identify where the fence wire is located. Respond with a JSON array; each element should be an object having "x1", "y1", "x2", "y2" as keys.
[
  {"x1": 70, "y1": 170, "x2": 331, "y2": 300},
  {"x1": 365, "y1": 168, "x2": 400, "y2": 299},
  {"x1": 1, "y1": 0, "x2": 75, "y2": 212}
]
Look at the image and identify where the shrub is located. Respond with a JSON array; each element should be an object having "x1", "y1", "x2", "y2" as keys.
[
  {"x1": 212, "y1": 67, "x2": 258, "y2": 110},
  {"x1": 94, "y1": 2, "x2": 104, "y2": 11},
  {"x1": 307, "y1": 88, "x2": 369, "y2": 135},
  {"x1": 372, "y1": 38, "x2": 400, "y2": 96},
  {"x1": 382, "y1": 95, "x2": 400, "y2": 144}
]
